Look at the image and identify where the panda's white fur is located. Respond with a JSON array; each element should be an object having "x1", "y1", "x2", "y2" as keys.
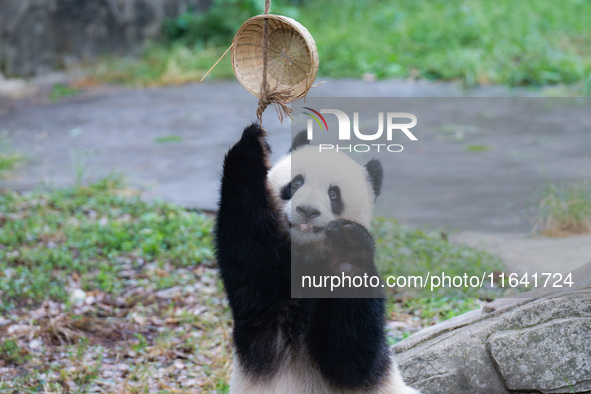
[
  {"x1": 230, "y1": 351, "x2": 416, "y2": 394},
  {"x1": 216, "y1": 125, "x2": 419, "y2": 394}
]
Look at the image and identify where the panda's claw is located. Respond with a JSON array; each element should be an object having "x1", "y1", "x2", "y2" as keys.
[
  {"x1": 325, "y1": 220, "x2": 345, "y2": 240},
  {"x1": 325, "y1": 219, "x2": 373, "y2": 250}
]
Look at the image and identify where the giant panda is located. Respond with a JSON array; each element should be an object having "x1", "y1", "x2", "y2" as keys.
[{"x1": 215, "y1": 123, "x2": 419, "y2": 394}]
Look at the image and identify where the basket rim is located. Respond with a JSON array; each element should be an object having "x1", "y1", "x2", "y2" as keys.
[{"x1": 231, "y1": 14, "x2": 319, "y2": 102}]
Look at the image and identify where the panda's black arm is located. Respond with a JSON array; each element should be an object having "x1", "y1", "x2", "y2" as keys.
[{"x1": 214, "y1": 123, "x2": 290, "y2": 326}]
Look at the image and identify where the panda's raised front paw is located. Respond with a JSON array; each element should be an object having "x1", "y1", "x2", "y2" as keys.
[
  {"x1": 238, "y1": 123, "x2": 271, "y2": 155},
  {"x1": 224, "y1": 123, "x2": 272, "y2": 178}
]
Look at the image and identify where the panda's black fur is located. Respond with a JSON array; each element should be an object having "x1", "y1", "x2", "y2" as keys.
[{"x1": 215, "y1": 123, "x2": 417, "y2": 393}]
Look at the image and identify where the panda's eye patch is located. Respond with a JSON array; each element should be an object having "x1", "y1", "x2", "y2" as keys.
[{"x1": 281, "y1": 175, "x2": 304, "y2": 200}]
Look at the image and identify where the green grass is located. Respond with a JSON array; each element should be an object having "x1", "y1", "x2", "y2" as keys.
[
  {"x1": 90, "y1": 44, "x2": 234, "y2": 87},
  {"x1": 532, "y1": 180, "x2": 591, "y2": 236},
  {"x1": 154, "y1": 135, "x2": 183, "y2": 143},
  {"x1": 387, "y1": 297, "x2": 482, "y2": 344},
  {"x1": 464, "y1": 144, "x2": 490, "y2": 152},
  {"x1": 0, "y1": 176, "x2": 213, "y2": 310},
  {"x1": 0, "y1": 339, "x2": 30, "y2": 364},
  {"x1": 373, "y1": 217, "x2": 505, "y2": 298},
  {"x1": 0, "y1": 180, "x2": 229, "y2": 392},
  {"x1": 558, "y1": 366, "x2": 576, "y2": 394},
  {"x1": 0, "y1": 152, "x2": 21, "y2": 177},
  {"x1": 399, "y1": 298, "x2": 481, "y2": 321},
  {"x1": 297, "y1": 0, "x2": 591, "y2": 87},
  {"x1": 0, "y1": 138, "x2": 22, "y2": 178},
  {"x1": 88, "y1": 0, "x2": 591, "y2": 89},
  {"x1": 49, "y1": 84, "x2": 80, "y2": 102}
]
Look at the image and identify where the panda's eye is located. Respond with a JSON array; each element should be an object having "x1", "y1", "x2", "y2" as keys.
[
  {"x1": 293, "y1": 177, "x2": 304, "y2": 189},
  {"x1": 328, "y1": 189, "x2": 338, "y2": 200}
]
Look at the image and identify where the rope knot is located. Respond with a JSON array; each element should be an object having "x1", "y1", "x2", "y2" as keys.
[{"x1": 256, "y1": 85, "x2": 293, "y2": 124}]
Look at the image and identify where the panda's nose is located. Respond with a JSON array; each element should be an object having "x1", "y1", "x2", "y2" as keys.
[{"x1": 296, "y1": 205, "x2": 320, "y2": 220}]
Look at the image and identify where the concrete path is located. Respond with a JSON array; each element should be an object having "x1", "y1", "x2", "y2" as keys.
[
  {"x1": 0, "y1": 78, "x2": 526, "y2": 215},
  {"x1": 451, "y1": 232, "x2": 591, "y2": 276},
  {"x1": 1, "y1": 78, "x2": 590, "y2": 274}
]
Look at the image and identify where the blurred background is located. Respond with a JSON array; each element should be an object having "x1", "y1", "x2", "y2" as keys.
[
  {"x1": 0, "y1": 1, "x2": 590, "y2": 392},
  {"x1": 2, "y1": 0, "x2": 591, "y2": 90}
]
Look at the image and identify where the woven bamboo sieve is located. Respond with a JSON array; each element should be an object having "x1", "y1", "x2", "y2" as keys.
[{"x1": 231, "y1": 14, "x2": 319, "y2": 103}]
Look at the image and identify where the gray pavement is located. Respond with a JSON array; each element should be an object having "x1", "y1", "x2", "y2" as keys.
[
  {"x1": 450, "y1": 231, "x2": 591, "y2": 276},
  {"x1": 1, "y1": 78, "x2": 590, "y2": 274},
  {"x1": 0, "y1": 78, "x2": 519, "y2": 214},
  {"x1": 1, "y1": 79, "x2": 588, "y2": 229}
]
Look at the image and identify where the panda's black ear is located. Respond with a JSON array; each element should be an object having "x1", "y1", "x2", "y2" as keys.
[
  {"x1": 365, "y1": 159, "x2": 383, "y2": 200},
  {"x1": 289, "y1": 130, "x2": 310, "y2": 152}
]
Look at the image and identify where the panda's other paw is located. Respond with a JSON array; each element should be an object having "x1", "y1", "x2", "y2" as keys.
[
  {"x1": 325, "y1": 219, "x2": 372, "y2": 248},
  {"x1": 325, "y1": 220, "x2": 375, "y2": 278},
  {"x1": 322, "y1": 220, "x2": 382, "y2": 293},
  {"x1": 325, "y1": 219, "x2": 346, "y2": 241}
]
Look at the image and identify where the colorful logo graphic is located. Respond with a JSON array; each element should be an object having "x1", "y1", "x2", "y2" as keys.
[{"x1": 302, "y1": 107, "x2": 328, "y2": 131}]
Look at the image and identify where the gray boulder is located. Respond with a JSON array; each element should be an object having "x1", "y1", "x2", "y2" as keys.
[
  {"x1": 0, "y1": 0, "x2": 211, "y2": 77},
  {"x1": 395, "y1": 263, "x2": 591, "y2": 393}
]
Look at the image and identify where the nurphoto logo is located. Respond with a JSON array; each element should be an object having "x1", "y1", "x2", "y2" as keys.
[{"x1": 302, "y1": 107, "x2": 418, "y2": 153}]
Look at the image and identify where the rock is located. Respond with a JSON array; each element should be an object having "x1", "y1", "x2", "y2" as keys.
[
  {"x1": 489, "y1": 318, "x2": 591, "y2": 392},
  {"x1": 7, "y1": 324, "x2": 31, "y2": 335},
  {"x1": 395, "y1": 261, "x2": 591, "y2": 393},
  {"x1": 0, "y1": 16, "x2": 3, "y2": 74},
  {"x1": 0, "y1": 0, "x2": 57, "y2": 75},
  {"x1": 29, "y1": 338, "x2": 43, "y2": 349},
  {"x1": 69, "y1": 288, "x2": 87, "y2": 306},
  {"x1": 156, "y1": 286, "x2": 183, "y2": 299},
  {"x1": 174, "y1": 360, "x2": 185, "y2": 370},
  {"x1": 51, "y1": 0, "x2": 126, "y2": 66},
  {"x1": 0, "y1": 73, "x2": 36, "y2": 98},
  {"x1": 0, "y1": 0, "x2": 212, "y2": 77}
]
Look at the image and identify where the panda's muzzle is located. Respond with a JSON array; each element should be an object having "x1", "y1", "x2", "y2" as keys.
[
  {"x1": 296, "y1": 205, "x2": 320, "y2": 221},
  {"x1": 291, "y1": 205, "x2": 324, "y2": 233}
]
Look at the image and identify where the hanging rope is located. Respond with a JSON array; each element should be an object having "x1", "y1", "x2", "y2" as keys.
[{"x1": 256, "y1": 0, "x2": 293, "y2": 125}]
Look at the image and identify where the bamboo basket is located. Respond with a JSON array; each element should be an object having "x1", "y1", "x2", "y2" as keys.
[{"x1": 231, "y1": 14, "x2": 319, "y2": 102}]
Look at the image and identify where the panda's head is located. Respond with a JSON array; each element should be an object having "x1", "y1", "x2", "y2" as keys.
[{"x1": 268, "y1": 132, "x2": 383, "y2": 245}]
